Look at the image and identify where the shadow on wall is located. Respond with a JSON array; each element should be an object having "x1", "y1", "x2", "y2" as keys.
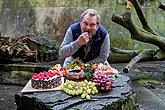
[{"x1": 0, "y1": 0, "x2": 36, "y2": 37}]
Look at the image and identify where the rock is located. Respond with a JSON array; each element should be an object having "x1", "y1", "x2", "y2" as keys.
[
  {"x1": 15, "y1": 75, "x2": 137, "y2": 110},
  {"x1": 0, "y1": 35, "x2": 58, "y2": 63},
  {"x1": 132, "y1": 80, "x2": 165, "y2": 110}
]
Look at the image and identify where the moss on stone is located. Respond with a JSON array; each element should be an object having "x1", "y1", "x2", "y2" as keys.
[
  {"x1": 11, "y1": 71, "x2": 33, "y2": 79},
  {"x1": 121, "y1": 95, "x2": 137, "y2": 110}
]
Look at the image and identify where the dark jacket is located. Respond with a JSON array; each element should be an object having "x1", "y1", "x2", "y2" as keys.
[{"x1": 70, "y1": 22, "x2": 107, "y2": 63}]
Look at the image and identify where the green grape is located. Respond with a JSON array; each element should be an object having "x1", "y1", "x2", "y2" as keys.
[
  {"x1": 81, "y1": 93, "x2": 86, "y2": 99},
  {"x1": 65, "y1": 89, "x2": 70, "y2": 94},
  {"x1": 91, "y1": 90, "x2": 95, "y2": 95},
  {"x1": 93, "y1": 87, "x2": 97, "y2": 91},
  {"x1": 67, "y1": 84, "x2": 73, "y2": 89},
  {"x1": 94, "y1": 89, "x2": 99, "y2": 94},
  {"x1": 86, "y1": 89, "x2": 91, "y2": 94},
  {"x1": 68, "y1": 90, "x2": 72, "y2": 95},
  {"x1": 78, "y1": 89, "x2": 82, "y2": 94},
  {"x1": 88, "y1": 81, "x2": 92, "y2": 85},
  {"x1": 89, "y1": 84, "x2": 94, "y2": 88},
  {"x1": 75, "y1": 90, "x2": 80, "y2": 95},
  {"x1": 82, "y1": 83, "x2": 86, "y2": 87},
  {"x1": 62, "y1": 80, "x2": 99, "y2": 99},
  {"x1": 63, "y1": 83, "x2": 67, "y2": 87},
  {"x1": 92, "y1": 82, "x2": 96, "y2": 86},
  {"x1": 78, "y1": 82, "x2": 83, "y2": 87},
  {"x1": 66, "y1": 80, "x2": 70, "y2": 83},
  {"x1": 86, "y1": 94, "x2": 91, "y2": 100},
  {"x1": 86, "y1": 86, "x2": 90, "y2": 89},
  {"x1": 82, "y1": 87, "x2": 87, "y2": 91},
  {"x1": 84, "y1": 80, "x2": 88, "y2": 83},
  {"x1": 71, "y1": 90, "x2": 75, "y2": 95},
  {"x1": 63, "y1": 88, "x2": 67, "y2": 92}
]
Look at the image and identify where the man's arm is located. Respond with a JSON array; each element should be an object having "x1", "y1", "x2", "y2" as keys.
[
  {"x1": 59, "y1": 27, "x2": 80, "y2": 59},
  {"x1": 87, "y1": 34, "x2": 110, "y2": 64}
]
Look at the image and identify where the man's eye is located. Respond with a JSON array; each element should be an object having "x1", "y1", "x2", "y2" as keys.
[
  {"x1": 91, "y1": 24, "x2": 96, "y2": 27},
  {"x1": 83, "y1": 22, "x2": 87, "y2": 25}
]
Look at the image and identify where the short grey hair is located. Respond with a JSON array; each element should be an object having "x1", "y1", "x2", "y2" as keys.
[{"x1": 81, "y1": 9, "x2": 100, "y2": 24}]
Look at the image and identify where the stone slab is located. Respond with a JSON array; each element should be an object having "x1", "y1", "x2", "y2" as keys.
[{"x1": 15, "y1": 75, "x2": 137, "y2": 110}]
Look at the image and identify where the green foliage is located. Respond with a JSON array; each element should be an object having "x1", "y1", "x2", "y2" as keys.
[
  {"x1": 84, "y1": 65, "x2": 94, "y2": 81},
  {"x1": 18, "y1": 0, "x2": 45, "y2": 7}
]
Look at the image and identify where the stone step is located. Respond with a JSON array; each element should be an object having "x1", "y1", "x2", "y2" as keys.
[
  {"x1": 0, "y1": 63, "x2": 50, "y2": 73},
  {"x1": 132, "y1": 80, "x2": 165, "y2": 110},
  {"x1": 0, "y1": 60, "x2": 63, "y2": 85},
  {"x1": 0, "y1": 71, "x2": 33, "y2": 85},
  {"x1": 0, "y1": 63, "x2": 50, "y2": 85},
  {"x1": 0, "y1": 60, "x2": 63, "y2": 72}
]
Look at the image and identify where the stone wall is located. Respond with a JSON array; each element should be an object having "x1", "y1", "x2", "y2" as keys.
[{"x1": 0, "y1": 0, "x2": 165, "y2": 49}]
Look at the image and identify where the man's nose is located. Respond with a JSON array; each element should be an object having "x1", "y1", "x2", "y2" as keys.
[{"x1": 86, "y1": 24, "x2": 91, "y2": 30}]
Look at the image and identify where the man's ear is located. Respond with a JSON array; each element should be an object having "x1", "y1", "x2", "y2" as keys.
[
  {"x1": 97, "y1": 21, "x2": 100, "y2": 25},
  {"x1": 97, "y1": 22, "x2": 100, "y2": 28}
]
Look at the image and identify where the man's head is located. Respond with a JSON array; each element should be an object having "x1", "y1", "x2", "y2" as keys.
[{"x1": 80, "y1": 9, "x2": 100, "y2": 36}]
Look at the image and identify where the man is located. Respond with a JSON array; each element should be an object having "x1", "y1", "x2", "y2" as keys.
[{"x1": 59, "y1": 9, "x2": 110, "y2": 67}]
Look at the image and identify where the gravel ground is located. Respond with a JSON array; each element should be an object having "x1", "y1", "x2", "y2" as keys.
[{"x1": 0, "y1": 84, "x2": 23, "y2": 110}]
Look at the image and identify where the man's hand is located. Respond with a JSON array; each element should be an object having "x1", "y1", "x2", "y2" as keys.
[{"x1": 76, "y1": 32, "x2": 90, "y2": 46}]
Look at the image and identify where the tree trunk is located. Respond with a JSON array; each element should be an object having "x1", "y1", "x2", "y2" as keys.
[{"x1": 111, "y1": 0, "x2": 165, "y2": 72}]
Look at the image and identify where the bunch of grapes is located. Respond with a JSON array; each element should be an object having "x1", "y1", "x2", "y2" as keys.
[
  {"x1": 61, "y1": 80, "x2": 98, "y2": 100},
  {"x1": 92, "y1": 75, "x2": 112, "y2": 91},
  {"x1": 65, "y1": 58, "x2": 84, "y2": 70}
]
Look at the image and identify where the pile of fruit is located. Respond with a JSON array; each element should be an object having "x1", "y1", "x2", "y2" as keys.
[
  {"x1": 32, "y1": 71, "x2": 59, "y2": 80},
  {"x1": 31, "y1": 64, "x2": 67, "y2": 80},
  {"x1": 94, "y1": 63, "x2": 118, "y2": 78},
  {"x1": 48, "y1": 64, "x2": 67, "y2": 77},
  {"x1": 61, "y1": 80, "x2": 98, "y2": 100},
  {"x1": 65, "y1": 58, "x2": 85, "y2": 70},
  {"x1": 35, "y1": 58, "x2": 119, "y2": 100},
  {"x1": 93, "y1": 75, "x2": 112, "y2": 91}
]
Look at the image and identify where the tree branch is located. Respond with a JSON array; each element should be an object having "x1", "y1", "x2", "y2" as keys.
[
  {"x1": 158, "y1": 3, "x2": 165, "y2": 11},
  {"x1": 123, "y1": 52, "x2": 143, "y2": 73},
  {"x1": 123, "y1": 49, "x2": 156, "y2": 73},
  {"x1": 111, "y1": 47, "x2": 138, "y2": 56},
  {"x1": 111, "y1": 0, "x2": 165, "y2": 72},
  {"x1": 109, "y1": 47, "x2": 161, "y2": 63},
  {"x1": 133, "y1": 31, "x2": 165, "y2": 51},
  {"x1": 112, "y1": 12, "x2": 139, "y2": 35},
  {"x1": 111, "y1": 13, "x2": 128, "y2": 29},
  {"x1": 129, "y1": 0, "x2": 157, "y2": 35},
  {"x1": 112, "y1": 12, "x2": 165, "y2": 51}
]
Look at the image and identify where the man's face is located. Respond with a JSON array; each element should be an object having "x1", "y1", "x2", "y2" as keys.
[{"x1": 80, "y1": 14, "x2": 99, "y2": 37}]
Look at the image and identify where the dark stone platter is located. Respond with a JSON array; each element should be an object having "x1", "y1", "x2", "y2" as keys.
[{"x1": 15, "y1": 75, "x2": 137, "y2": 110}]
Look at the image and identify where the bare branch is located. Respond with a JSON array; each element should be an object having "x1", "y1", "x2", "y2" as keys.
[
  {"x1": 111, "y1": 12, "x2": 139, "y2": 35},
  {"x1": 133, "y1": 31, "x2": 165, "y2": 51},
  {"x1": 129, "y1": 0, "x2": 157, "y2": 35},
  {"x1": 112, "y1": 12, "x2": 165, "y2": 51},
  {"x1": 111, "y1": 47, "x2": 139, "y2": 56},
  {"x1": 158, "y1": 3, "x2": 165, "y2": 11},
  {"x1": 111, "y1": 13, "x2": 128, "y2": 29},
  {"x1": 123, "y1": 49, "x2": 156, "y2": 73},
  {"x1": 123, "y1": 52, "x2": 143, "y2": 73}
]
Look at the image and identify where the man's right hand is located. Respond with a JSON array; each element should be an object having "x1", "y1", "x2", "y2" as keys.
[{"x1": 76, "y1": 32, "x2": 90, "y2": 46}]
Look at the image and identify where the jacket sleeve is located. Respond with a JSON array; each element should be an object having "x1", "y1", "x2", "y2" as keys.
[
  {"x1": 59, "y1": 27, "x2": 80, "y2": 59},
  {"x1": 87, "y1": 34, "x2": 110, "y2": 64}
]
